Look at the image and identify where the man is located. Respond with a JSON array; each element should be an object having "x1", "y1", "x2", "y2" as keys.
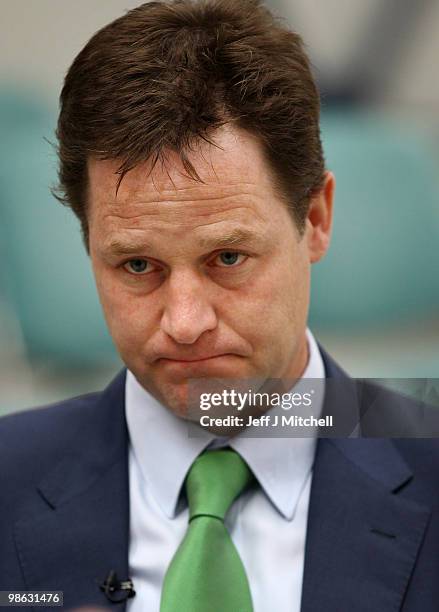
[{"x1": 1, "y1": 1, "x2": 438, "y2": 610}]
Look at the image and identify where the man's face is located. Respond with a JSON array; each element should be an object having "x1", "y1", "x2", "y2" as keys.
[{"x1": 88, "y1": 127, "x2": 333, "y2": 417}]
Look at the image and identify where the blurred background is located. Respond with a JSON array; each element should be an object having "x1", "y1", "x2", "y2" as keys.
[{"x1": 1, "y1": 0, "x2": 438, "y2": 415}]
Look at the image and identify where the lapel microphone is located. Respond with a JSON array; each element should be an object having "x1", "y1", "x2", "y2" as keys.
[{"x1": 99, "y1": 570, "x2": 136, "y2": 603}]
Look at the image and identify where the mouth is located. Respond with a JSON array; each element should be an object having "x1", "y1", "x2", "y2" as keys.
[{"x1": 160, "y1": 354, "x2": 232, "y2": 364}]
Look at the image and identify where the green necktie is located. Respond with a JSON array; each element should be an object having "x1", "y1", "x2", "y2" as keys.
[{"x1": 160, "y1": 448, "x2": 255, "y2": 612}]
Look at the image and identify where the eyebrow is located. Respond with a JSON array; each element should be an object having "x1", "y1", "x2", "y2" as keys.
[
  {"x1": 198, "y1": 227, "x2": 265, "y2": 249},
  {"x1": 103, "y1": 227, "x2": 266, "y2": 255},
  {"x1": 103, "y1": 238, "x2": 154, "y2": 256}
]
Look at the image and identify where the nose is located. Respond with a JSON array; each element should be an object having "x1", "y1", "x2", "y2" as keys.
[{"x1": 160, "y1": 268, "x2": 218, "y2": 344}]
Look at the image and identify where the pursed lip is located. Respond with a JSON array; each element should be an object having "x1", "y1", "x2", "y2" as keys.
[{"x1": 159, "y1": 353, "x2": 233, "y2": 363}]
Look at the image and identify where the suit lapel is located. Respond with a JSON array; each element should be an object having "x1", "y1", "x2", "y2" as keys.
[
  {"x1": 13, "y1": 370, "x2": 131, "y2": 610},
  {"x1": 301, "y1": 351, "x2": 431, "y2": 612}
]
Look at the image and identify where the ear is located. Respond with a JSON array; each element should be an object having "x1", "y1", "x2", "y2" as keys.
[{"x1": 306, "y1": 171, "x2": 335, "y2": 264}]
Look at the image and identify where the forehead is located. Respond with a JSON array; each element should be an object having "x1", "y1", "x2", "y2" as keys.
[{"x1": 87, "y1": 126, "x2": 283, "y2": 226}]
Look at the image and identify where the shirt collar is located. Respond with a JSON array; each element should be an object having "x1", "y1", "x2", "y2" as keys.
[{"x1": 125, "y1": 328, "x2": 325, "y2": 521}]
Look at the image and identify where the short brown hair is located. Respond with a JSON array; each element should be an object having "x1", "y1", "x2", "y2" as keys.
[{"x1": 55, "y1": 0, "x2": 325, "y2": 247}]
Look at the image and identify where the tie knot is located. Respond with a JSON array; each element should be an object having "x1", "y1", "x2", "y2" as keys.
[{"x1": 185, "y1": 449, "x2": 254, "y2": 522}]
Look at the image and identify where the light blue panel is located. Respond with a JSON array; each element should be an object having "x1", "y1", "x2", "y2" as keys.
[
  {"x1": 0, "y1": 90, "x2": 118, "y2": 365},
  {"x1": 310, "y1": 109, "x2": 439, "y2": 329}
]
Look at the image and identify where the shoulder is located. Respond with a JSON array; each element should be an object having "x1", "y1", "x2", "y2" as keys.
[
  {"x1": 0, "y1": 391, "x2": 102, "y2": 488},
  {"x1": 393, "y1": 437, "x2": 439, "y2": 475},
  {"x1": 319, "y1": 344, "x2": 439, "y2": 487},
  {"x1": 0, "y1": 390, "x2": 101, "y2": 441},
  {"x1": 0, "y1": 370, "x2": 126, "y2": 528},
  {"x1": 320, "y1": 342, "x2": 439, "y2": 435},
  {"x1": 353, "y1": 381, "x2": 439, "y2": 502},
  {"x1": 357, "y1": 378, "x2": 439, "y2": 438}
]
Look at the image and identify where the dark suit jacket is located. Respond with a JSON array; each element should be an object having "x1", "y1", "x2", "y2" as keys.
[{"x1": 1, "y1": 350, "x2": 438, "y2": 611}]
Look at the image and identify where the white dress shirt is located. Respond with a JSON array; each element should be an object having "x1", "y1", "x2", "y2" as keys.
[{"x1": 126, "y1": 328, "x2": 325, "y2": 612}]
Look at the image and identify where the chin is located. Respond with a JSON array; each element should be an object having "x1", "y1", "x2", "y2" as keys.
[{"x1": 151, "y1": 379, "x2": 192, "y2": 418}]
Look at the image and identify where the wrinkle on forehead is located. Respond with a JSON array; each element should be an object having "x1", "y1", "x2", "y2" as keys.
[
  {"x1": 88, "y1": 162, "x2": 271, "y2": 227},
  {"x1": 101, "y1": 186, "x2": 264, "y2": 208},
  {"x1": 99, "y1": 195, "x2": 270, "y2": 225},
  {"x1": 87, "y1": 126, "x2": 279, "y2": 206},
  {"x1": 99, "y1": 206, "x2": 270, "y2": 242}
]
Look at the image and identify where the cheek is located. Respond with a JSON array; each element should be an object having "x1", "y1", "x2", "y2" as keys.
[
  {"x1": 224, "y1": 252, "x2": 309, "y2": 345},
  {"x1": 94, "y1": 271, "x2": 156, "y2": 346}
]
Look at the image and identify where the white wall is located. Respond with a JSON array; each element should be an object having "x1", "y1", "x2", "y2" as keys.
[
  {"x1": 1, "y1": 1, "x2": 439, "y2": 110},
  {"x1": 0, "y1": 0, "x2": 143, "y2": 103},
  {"x1": 271, "y1": 0, "x2": 439, "y2": 110}
]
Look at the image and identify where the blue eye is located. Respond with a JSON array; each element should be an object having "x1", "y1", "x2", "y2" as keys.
[
  {"x1": 124, "y1": 259, "x2": 149, "y2": 274},
  {"x1": 216, "y1": 252, "x2": 245, "y2": 267}
]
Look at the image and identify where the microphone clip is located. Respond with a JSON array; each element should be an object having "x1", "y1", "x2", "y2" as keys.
[{"x1": 99, "y1": 570, "x2": 136, "y2": 603}]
